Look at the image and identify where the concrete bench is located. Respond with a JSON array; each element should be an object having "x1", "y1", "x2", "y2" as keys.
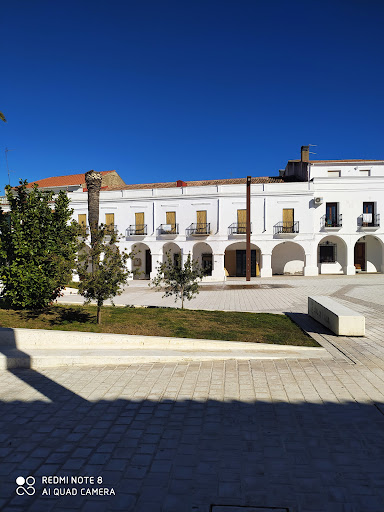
[{"x1": 308, "y1": 296, "x2": 365, "y2": 336}]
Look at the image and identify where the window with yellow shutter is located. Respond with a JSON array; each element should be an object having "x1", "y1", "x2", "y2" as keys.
[
  {"x1": 282, "y1": 209, "x2": 294, "y2": 233},
  {"x1": 105, "y1": 213, "x2": 115, "y2": 233},
  {"x1": 165, "y1": 212, "x2": 176, "y2": 234},
  {"x1": 78, "y1": 214, "x2": 87, "y2": 234},
  {"x1": 196, "y1": 210, "x2": 207, "y2": 233},
  {"x1": 237, "y1": 209, "x2": 246, "y2": 234},
  {"x1": 135, "y1": 212, "x2": 145, "y2": 235}
]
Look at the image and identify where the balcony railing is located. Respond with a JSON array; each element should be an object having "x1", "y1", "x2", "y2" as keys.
[
  {"x1": 126, "y1": 224, "x2": 147, "y2": 236},
  {"x1": 158, "y1": 223, "x2": 179, "y2": 235},
  {"x1": 78, "y1": 225, "x2": 90, "y2": 236},
  {"x1": 358, "y1": 213, "x2": 380, "y2": 228},
  {"x1": 321, "y1": 214, "x2": 342, "y2": 229},
  {"x1": 273, "y1": 221, "x2": 299, "y2": 235},
  {"x1": 105, "y1": 224, "x2": 118, "y2": 234},
  {"x1": 228, "y1": 223, "x2": 252, "y2": 235},
  {"x1": 186, "y1": 223, "x2": 211, "y2": 236}
]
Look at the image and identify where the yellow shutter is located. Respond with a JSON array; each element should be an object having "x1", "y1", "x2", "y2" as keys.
[
  {"x1": 135, "y1": 212, "x2": 144, "y2": 226},
  {"x1": 196, "y1": 210, "x2": 207, "y2": 233},
  {"x1": 196, "y1": 210, "x2": 207, "y2": 224},
  {"x1": 166, "y1": 211, "x2": 176, "y2": 225},
  {"x1": 78, "y1": 214, "x2": 86, "y2": 226},
  {"x1": 135, "y1": 212, "x2": 145, "y2": 234},
  {"x1": 105, "y1": 213, "x2": 115, "y2": 232},
  {"x1": 166, "y1": 211, "x2": 176, "y2": 233},
  {"x1": 237, "y1": 209, "x2": 246, "y2": 233},
  {"x1": 282, "y1": 209, "x2": 294, "y2": 232}
]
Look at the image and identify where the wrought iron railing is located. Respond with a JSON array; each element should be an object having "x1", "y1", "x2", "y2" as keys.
[
  {"x1": 158, "y1": 223, "x2": 179, "y2": 235},
  {"x1": 126, "y1": 224, "x2": 147, "y2": 236},
  {"x1": 78, "y1": 225, "x2": 90, "y2": 235},
  {"x1": 186, "y1": 223, "x2": 211, "y2": 236},
  {"x1": 321, "y1": 214, "x2": 342, "y2": 229},
  {"x1": 105, "y1": 224, "x2": 118, "y2": 234},
  {"x1": 228, "y1": 223, "x2": 252, "y2": 235},
  {"x1": 273, "y1": 221, "x2": 299, "y2": 235},
  {"x1": 358, "y1": 213, "x2": 380, "y2": 228}
]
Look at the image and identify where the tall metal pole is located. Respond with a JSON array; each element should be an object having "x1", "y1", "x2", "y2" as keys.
[{"x1": 246, "y1": 175, "x2": 251, "y2": 281}]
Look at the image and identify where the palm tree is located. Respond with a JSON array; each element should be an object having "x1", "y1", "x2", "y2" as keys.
[
  {"x1": 85, "y1": 170, "x2": 102, "y2": 271},
  {"x1": 0, "y1": 112, "x2": 6, "y2": 122}
]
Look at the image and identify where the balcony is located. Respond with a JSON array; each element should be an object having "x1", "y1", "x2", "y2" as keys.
[
  {"x1": 186, "y1": 223, "x2": 211, "y2": 236},
  {"x1": 126, "y1": 224, "x2": 147, "y2": 236},
  {"x1": 273, "y1": 221, "x2": 299, "y2": 238},
  {"x1": 78, "y1": 225, "x2": 90, "y2": 236},
  {"x1": 157, "y1": 223, "x2": 179, "y2": 235},
  {"x1": 357, "y1": 213, "x2": 380, "y2": 231},
  {"x1": 321, "y1": 214, "x2": 342, "y2": 231},
  {"x1": 228, "y1": 223, "x2": 252, "y2": 235},
  {"x1": 104, "y1": 224, "x2": 118, "y2": 240}
]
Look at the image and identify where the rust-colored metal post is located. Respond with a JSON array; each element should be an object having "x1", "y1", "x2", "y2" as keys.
[{"x1": 246, "y1": 175, "x2": 251, "y2": 281}]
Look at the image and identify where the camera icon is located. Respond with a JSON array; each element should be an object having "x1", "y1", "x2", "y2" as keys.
[{"x1": 16, "y1": 476, "x2": 36, "y2": 496}]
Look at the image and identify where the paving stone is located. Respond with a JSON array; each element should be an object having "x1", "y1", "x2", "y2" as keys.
[{"x1": 2, "y1": 275, "x2": 384, "y2": 511}]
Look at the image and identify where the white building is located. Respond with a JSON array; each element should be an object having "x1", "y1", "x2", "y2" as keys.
[{"x1": 6, "y1": 147, "x2": 384, "y2": 281}]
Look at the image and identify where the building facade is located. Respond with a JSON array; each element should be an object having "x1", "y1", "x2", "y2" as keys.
[
  {"x1": 3, "y1": 150, "x2": 383, "y2": 281},
  {"x1": 67, "y1": 155, "x2": 384, "y2": 281}
]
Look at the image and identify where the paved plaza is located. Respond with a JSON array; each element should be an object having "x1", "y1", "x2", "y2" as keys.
[{"x1": 1, "y1": 274, "x2": 384, "y2": 511}]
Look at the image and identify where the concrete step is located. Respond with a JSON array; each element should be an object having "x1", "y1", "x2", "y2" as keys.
[
  {"x1": 0, "y1": 345, "x2": 331, "y2": 369},
  {"x1": 0, "y1": 327, "x2": 331, "y2": 369}
]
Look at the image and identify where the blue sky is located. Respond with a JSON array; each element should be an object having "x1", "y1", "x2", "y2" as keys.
[{"x1": 1, "y1": 0, "x2": 384, "y2": 189}]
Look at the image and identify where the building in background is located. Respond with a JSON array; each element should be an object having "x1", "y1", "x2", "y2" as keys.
[{"x1": 3, "y1": 148, "x2": 384, "y2": 281}]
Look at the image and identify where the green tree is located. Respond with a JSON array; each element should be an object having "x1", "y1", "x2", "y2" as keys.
[
  {"x1": 76, "y1": 225, "x2": 133, "y2": 324},
  {"x1": 151, "y1": 251, "x2": 205, "y2": 309},
  {"x1": 0, "y1": 180, "x2": 79, "y2": 309}
]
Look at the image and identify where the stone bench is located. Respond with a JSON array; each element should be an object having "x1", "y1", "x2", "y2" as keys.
[{"x1": 308, "y1": 296, "x2": 365, "y2": 336}]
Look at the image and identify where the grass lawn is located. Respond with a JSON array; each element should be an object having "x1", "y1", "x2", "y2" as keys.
[{"x1": 0, "y1": 304, "x2": 318, "y2": 347}]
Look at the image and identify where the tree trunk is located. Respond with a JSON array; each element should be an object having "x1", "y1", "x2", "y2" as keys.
[
  {"x1": 97, "y1": 305, "x2": 102, "y2": 324},
  {"x1": 85, "y1": 170, "x2": 102, "y2": 272}
]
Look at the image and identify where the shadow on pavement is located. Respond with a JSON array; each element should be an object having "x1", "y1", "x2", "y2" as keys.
[
  {"x1": 1, "y1": 373, "x2": 384, "y2": 512},
  {"x1": 0, "y1": 327, "x2": 88, "y2": 404}
]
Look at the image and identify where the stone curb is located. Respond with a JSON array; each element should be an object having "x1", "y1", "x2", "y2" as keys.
[{"x1": 0, "y1": 327, "x2": 331, "y2": 369}]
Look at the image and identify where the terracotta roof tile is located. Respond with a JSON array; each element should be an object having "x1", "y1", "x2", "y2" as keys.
[
  {"x1": 27, "y1": 171, "x2": 115, "y2": 189},
  {"x1": 116, "y1": 176, "x2": 283, "y2": 190}
]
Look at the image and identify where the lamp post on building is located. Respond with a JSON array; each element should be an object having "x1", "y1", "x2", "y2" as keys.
[{"x1": 246, "y1": 175, "x2": 251, "y2": 281}]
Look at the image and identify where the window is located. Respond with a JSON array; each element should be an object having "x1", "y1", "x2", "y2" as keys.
[
  {"x1": 319, "y1": 243, "x2": 336, "y2": 263},
  {"x1": 325, "y1": 203, "x2": 338, "y2": 227},
  {"x1": 282, "y1": 208, "x2": 294, "y2": 233},
  {"x1": 359, "y1": 169, "x2": 370, "y2": 177},
  {"x1": 237, "y1": 209, "x2": 246, "y2": 233},
  {"x1": 78, "y1": 214, "x2": 86, "y2": 226},
  {"x1": 78, "y1": 214, "x2": 87, "y2": 233},
  {"x1": 165, "y1": 211, "x2": 176, "y2": 233},
  {"x1": 328, "y1": 170, "x2": 341, "y2": 177},
  {"x1": 363, "y1": 202, "x2": 375, "y2": 226},
  {"x1": 135, "y1": 212, "x2": 145, "y2": 235},
  {"x1": 105, "y1": 213, "x2": 115, "y2": 233},
  {"x1": 196, "y1": 210, "x2": 207, "y2": 233}
]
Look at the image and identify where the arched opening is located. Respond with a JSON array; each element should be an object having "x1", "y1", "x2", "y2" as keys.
[
  {"x1": 131, "y1": 243, "x2": 151, "y2": 279},
  {"x1": 163, "y1": 242, "x2": 182, "y2": 267},
  {"x1": 354, "y1": 235, "x2": 383, "y2": 273},
  {"x1": 317, "y1": 236, "x2": 347, "y2": 274},
  {"x1": 224, "y1": 242, "x2": 260, "y2": 277},
  {"x1": 193, "y1": 242, "x2": 213, "y2": 276},
  {"x1": 271, "y1": 242, "x2": 305, "y2": 275}
]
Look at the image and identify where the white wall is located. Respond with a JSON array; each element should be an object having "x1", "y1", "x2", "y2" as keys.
[{"x1": 271, "y1": 242, "x2": 305, "y2": 275}]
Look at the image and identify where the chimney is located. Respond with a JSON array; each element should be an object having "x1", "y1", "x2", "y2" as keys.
[
  {"x1": 301, "y1": 146, "x2": 310, "y2": 162},
  {"x1": 176, "y1": 180, "x2": 187, "y2": 187}
]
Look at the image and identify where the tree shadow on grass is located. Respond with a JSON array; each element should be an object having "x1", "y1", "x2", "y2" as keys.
[{"x1": 16, "y1": 306, "x2": 95, "y2": 326}]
